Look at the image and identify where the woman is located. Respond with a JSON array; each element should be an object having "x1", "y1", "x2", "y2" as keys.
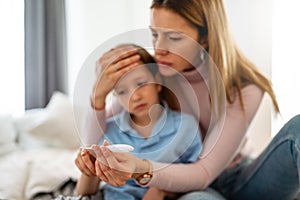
[{"x1": 83, "y1": 0, "x2": 300, "y2": 199}]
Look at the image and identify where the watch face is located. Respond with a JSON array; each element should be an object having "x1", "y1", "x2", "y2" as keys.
[
  {"x1": 140, "y1": 177, "x2": 150, "y2": 184},
  {"x1": 138, "y1": 173, "x2": 153, "y2": 185}
]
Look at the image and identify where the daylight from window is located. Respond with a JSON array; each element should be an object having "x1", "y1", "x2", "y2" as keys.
[{"x1": 0, "y1": 0, "x2": 24, "y2": 116}]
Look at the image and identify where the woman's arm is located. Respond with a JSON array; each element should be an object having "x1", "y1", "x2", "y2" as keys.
[
  {"x1": 81, "y1": 45, "x2": 141, "y2": 145},
  {"x1": 147, "y1": 85, "x2": 264, "y2": 191},
  {"x1": 92, "y1": 85, "x2": 264, "y2": 192}
]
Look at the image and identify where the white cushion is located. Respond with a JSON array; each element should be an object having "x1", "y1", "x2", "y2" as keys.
[
  {"x1": 26, "y1": 91, "x2": 81, "y2": 149},
  {"x1": 0, "y1": 114, "x2": 17, "y2": 145},
  {"x1": 14, "y1": 108, "x2": 48, "y2": 149},
  {"x1": 0, "y1": 114, "x2": 18, "y2": 155},
  {"x1": 25, "y1": 149, "x2": 80, "y2": 199},
  {"x1": 0, "y1": 143, "x2": 18, "y2": 156}
]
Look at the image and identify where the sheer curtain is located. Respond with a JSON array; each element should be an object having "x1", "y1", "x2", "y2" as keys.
[
  {"x1": 0, "y1": 0, "x2": 24, "y2": 115},
  {"x1": 25, "y1": 0, "x2": 68, "y2": 109}
]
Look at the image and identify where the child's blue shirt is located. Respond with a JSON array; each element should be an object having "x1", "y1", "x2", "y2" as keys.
[{"x1": 99, "y1": 104, "x2": 202, "y2": 200}]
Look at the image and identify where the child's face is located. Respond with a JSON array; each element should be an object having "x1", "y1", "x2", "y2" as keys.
[{"x1": 114, "y1": 64, "x2": 162, "y2": 119}]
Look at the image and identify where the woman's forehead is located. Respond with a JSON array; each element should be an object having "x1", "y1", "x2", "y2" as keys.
[
  {"x1": 150, "y1": 8, "x2": 198, "y2": 40},
  {"x1": 150, "y1": 8, "x2": 191, "y2": 31}
]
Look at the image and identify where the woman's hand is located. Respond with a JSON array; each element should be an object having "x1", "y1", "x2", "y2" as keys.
[
  {"x1": 74, "y1": 148, "x2": 97, "y2": 177},
  {"x1": 91, "y1": 45, "x2": 141, "y2": 110},
  {"x1": 92, "y1": 144, "x2": 149, "y2": 186},
  {"x1": 92, "y1": 145, "x2": 136, "y2": 186}
]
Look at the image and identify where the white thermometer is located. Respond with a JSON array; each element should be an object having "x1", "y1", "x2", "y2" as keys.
[{"x1": 84, "y1": 144, "x2": 134, "y2": 157}]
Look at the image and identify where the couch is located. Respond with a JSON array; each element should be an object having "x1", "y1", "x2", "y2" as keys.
[{"x1": 0, "y1": 92, "x2": 86, "y2": 200}]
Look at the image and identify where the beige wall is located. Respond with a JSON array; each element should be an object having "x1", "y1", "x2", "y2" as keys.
[{"x1": 225, "y1": 0, "x2": 273, "y2": 155}]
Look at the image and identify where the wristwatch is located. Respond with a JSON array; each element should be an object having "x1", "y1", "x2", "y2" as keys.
[
  {"x1": 136, "y1": 172, "x2": 153, "y2": 185},
  {"x1": 134, "y1": 159, "x2": 153, "y2": 185}
]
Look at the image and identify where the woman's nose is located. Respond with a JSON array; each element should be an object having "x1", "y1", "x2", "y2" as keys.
[
  {"x1": 155, "y1": 47, "x2": 168, "y2": 55},
  {"x1": 154, "y1": 37, "x2": 169, "y2": 55}
]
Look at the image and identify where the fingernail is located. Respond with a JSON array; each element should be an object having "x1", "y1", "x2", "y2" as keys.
[
  {"x1": 103, "y1": 140, "x2": 110, "y2": 146},
  {"x1": 101, "y1": 147, "x2": 109, "y2": 156},
  {"x1": 92, "y1": 146, "x2": 99, "y2": 153}
]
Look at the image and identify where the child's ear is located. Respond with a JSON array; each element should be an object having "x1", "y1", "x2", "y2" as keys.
[{"x1": 156, "y1": 84, "x2": 162, "y2": 93}]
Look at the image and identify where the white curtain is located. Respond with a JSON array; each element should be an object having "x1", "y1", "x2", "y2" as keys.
[{"x1": 0, "y1": 0, "x2": 24, "y2": 115}]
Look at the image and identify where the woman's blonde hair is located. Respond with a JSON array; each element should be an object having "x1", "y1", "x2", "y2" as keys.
[{"x1": 151, "y1": 0, "x2": 280, "y2": 113}]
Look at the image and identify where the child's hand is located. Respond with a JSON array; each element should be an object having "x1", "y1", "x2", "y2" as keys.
[{"x1": 74, "y1": 148, "x2": 96, "y2": 177}]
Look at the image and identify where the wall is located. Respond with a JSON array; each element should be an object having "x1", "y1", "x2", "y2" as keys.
[
  {"x1": 224, "y1": 0, "x2": 272, "y2": 78},
  {"x1": 65, "y1": 0, "x2": 152, "y2": 100},
  {"x1": 224, "y1": 0, "x2": 273, "y2": 155},
  {"x1": 272, "y1": 0, "x2": 300, "y2": 134}
]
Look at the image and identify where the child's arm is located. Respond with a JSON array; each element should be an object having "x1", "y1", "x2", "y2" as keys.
[
  {"x1": 142, "y1": 187, "x2": 166, "y2": 200},
  {"x1": 76, "y1": 174, "x2": 101, "y2": 195}
]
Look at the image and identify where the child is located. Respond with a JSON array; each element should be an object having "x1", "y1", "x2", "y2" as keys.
[{"x1": 76, "y1": 44, "x2": 202, "y2": 200}]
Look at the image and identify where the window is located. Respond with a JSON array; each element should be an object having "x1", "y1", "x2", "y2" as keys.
[{"x1": 0, "y1": 0, "x2": 24, "y2": 115}]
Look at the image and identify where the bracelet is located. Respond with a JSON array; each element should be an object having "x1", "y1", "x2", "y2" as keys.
[{"x1": 144, "y1": 159, "x2": 153, "y2": 174}]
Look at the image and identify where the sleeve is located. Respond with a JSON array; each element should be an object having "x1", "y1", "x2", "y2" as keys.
[
  {"x1": 80, "y1": 96, "x2": 123, "y2": 145},
  {"x1": 146, "y1": 85, "x2": 264, "y2": 192}
]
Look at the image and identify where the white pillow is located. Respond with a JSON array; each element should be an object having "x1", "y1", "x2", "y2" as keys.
[
  {"x1": 25, "y1": 149, "x2": 80, "y2": 199},
  {"x1": 26, "y1": 91, "x2": 81, "y2": 149},
  {"x1": 14, "y1": 108, "x2": 48, "y2": 149},
  {"x1": 0, "y1": 143, "x2": 18, "y2": 156},
  {"x1": 0, "y1": 114, "x2": 17, "y2": 145}
]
